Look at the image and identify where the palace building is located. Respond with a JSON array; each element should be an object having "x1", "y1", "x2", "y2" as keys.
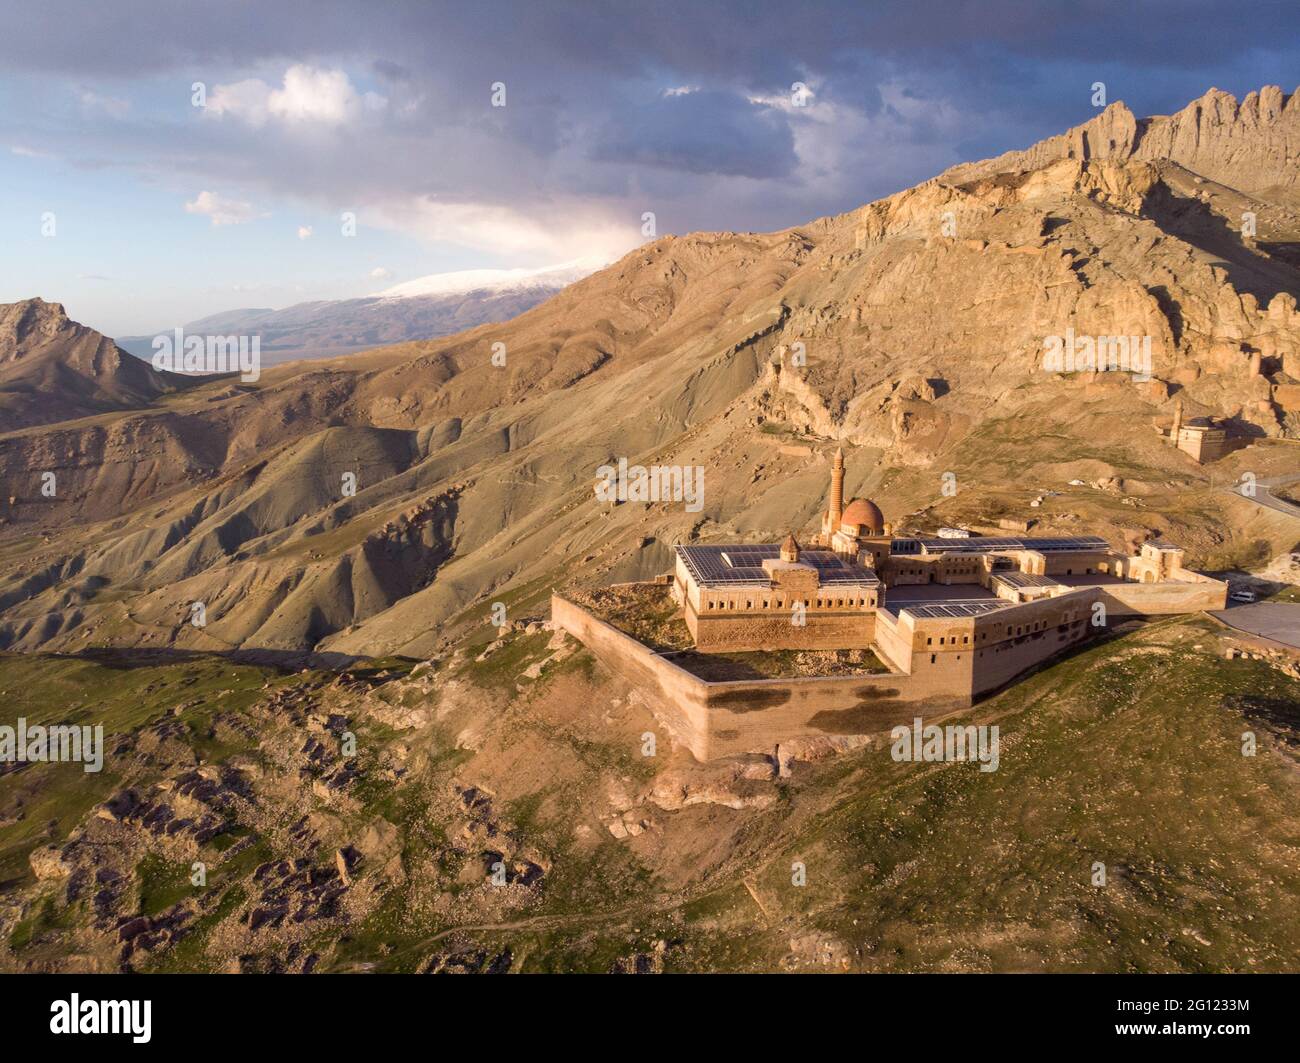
[
  {"x1": 551, "y1": 449, "x2": 1230, "y2": 759},
  {"x1": 671, "y1": 449, "x2": 1229, "y2": 693}
]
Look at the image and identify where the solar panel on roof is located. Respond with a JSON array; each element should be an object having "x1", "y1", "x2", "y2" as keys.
[
  {"x1": 993, "y1": 572, "x2": 1060, "y2": 588},
  {"x1": 909, "y1": 535, "x2": 1108, "y2": 555},
  {"x1": 901, "y1": 600, "x2": 1010, "y2": 619},
  {"x1": 676, "y1": 544, "x2": 879, "y2": 589}
]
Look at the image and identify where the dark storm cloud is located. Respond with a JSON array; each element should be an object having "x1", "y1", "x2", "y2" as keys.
[
  {"x1": 6, "y1": 1, "x2": 1296, "y2": 88},
  {"x1": 591, "y1": 90, "x2": 797, "y2": 178},
  {"x1": 3, "y1": 0, "x2": 1297, "y2": 255}
]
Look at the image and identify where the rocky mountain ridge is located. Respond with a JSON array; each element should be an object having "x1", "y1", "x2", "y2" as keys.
[
  {"x1": 1, "y1": 86, "x2": 1297, "y2": 658},
  {"x1": 941, "y1": 85, "x2": 1300, "y2": 194}
]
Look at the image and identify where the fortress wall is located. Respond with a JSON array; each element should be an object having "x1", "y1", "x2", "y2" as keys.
[
  {"x1": 700, "y1": 671, "x2": 969, "y2": 759},
  {"x1": 553, "y1": 575, "x2": 1216, "y2": 761},
  {"x1": 871, "y1": 610, "x2": 915, "y2": 673},
  {"x1": 1094, "y1": 578, "x2": 1227, "y2": 616},
  {"x1": 553, "y1": 594, "x2": 960, "y2": 760},
  {"x1": 550, "y1": 595, "x2": 713, "y2": 758},
  {"x1": 969, "y1": 619, "x2": 1093, "y2": 695}
]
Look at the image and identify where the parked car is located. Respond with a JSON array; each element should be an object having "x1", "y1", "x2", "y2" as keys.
[{"x1": 1229, "y1": 589, "x2": 1257, "y2": 603}]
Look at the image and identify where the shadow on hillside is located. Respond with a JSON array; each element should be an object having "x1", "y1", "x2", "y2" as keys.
[
  {"x1": 1141, "y1": 183, "x2": 1300, "y2": 307},
  {"x1": 1225, "y1": 694, "x2": 1300, "y2": 748},
  {"x1": 12, "y1": 644, "x2": 410, "y2": 676}
]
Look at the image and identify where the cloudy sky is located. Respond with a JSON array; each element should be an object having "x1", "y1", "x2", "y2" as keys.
[{"x1": 2, "y1": 0, "x2": 1297, "y2": 335}]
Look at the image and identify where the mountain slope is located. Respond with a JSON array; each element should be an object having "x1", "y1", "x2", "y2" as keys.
[
  {"x1": 0, "y1": 298, "x2": 191, "y2": 430},
  {"x1": 1, "y1": 87, "x2": 1298, "y2": 659}
]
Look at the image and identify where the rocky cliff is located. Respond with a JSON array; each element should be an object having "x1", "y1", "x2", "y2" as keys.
[{"x1": 941, "y1": 86, "x2": 1300, "y2": 193}]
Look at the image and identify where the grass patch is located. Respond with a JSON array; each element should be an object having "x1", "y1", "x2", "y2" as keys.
[
  {"x1": 137, "y1": 852, "x2": 198, "y2": 917},
  {"x1": 569, "y1": 582, "x2": 692, "y2": 652}
]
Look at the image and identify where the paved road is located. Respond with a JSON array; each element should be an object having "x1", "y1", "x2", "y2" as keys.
[
  {"x1": 1223, "y1": 472, "x2": 1300, "y2": 520},
  {"x1": 1209, "y1": 602, "x2": 1300, "y2": 650}
]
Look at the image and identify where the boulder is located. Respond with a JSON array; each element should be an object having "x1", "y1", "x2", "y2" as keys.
[{"x1": 29, "y1": 845, "x2": 70, "y2": 880}]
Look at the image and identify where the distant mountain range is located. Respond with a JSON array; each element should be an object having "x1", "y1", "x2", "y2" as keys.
[{"x1": 116, "y1": 258, "x2": 605, "y2": 367}]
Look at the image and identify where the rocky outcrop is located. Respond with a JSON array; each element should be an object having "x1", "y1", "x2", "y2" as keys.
[
  {"x1": 0, "y1": 298, "x2": 184, "y2": 430},
  {"x1": 942, "y1": 87, "x2": 1300, "y2": 192}
]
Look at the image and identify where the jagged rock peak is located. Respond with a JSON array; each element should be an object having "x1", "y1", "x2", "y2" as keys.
[
  {"x1": 941, "y1": 85, "x2": 1300, "y2": 192},
  {"x1": 0, "y1": 297, "x2": 80, "y2": 359}
]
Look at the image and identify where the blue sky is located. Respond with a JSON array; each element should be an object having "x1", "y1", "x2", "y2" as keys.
[{"x1": 1, "y1": 0, "x2": 1297, "y2": 337}]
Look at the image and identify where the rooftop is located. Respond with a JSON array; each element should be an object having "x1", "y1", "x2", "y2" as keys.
[
  {"x1": 902, "y1": 600, "x2": 1012, "y2": 620},
  {"x1": 992, "y1": 571, "x2": 1064, "y2": 590},
  {"x1": 881, "y1": 583, "x2": 1008, "y2": 620},
  {"x1": 890, "y1": 535, "x2": 1109, "y2": 556},
  {"x1": 676, "y1": 543, "x2": 880, "y2": 589}
]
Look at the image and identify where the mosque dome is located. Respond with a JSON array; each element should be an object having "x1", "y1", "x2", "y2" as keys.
[
  {"x1": 840, "y1": 498, "x2": 885, "y2": 535},
  {"x1": 780, "y1": 533, "x2": 800, "y2": 562}
]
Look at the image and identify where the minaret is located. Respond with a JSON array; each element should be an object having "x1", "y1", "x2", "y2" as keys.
[
  {"x1": 829, "y1": 447, "x2": 845, "y2": 532},
  {"x1": 1170, "y1": 399, "x2": 1183, "y2": 441}
]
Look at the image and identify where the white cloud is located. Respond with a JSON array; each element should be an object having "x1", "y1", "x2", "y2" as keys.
[
  {"x1": 203, "y1": 78, "x2": 272, "y2": 123},
  {"x1": 368, "y1": 196, "x2": 639, "y2": 262},
  {"x1": 369, "y1": 267, "x2": 393, "y2": 280},
  {"x1": 297, "y1": 225, "x2": 314, "y2": 240},
  {"x1": 204, "y1": 65, "x2": 386, "y2": 128},
  {"x1": 77, "y1": 88, "x2": 130, "y2": 118},
  {"x1": 378, "y1": 257, "x2": 606, "y2": 298},
  {"x1": 184, "y1": 190, "x2": 265, "y2": 227}
]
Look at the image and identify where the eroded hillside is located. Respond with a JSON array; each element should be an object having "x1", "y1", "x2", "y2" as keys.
[{"x1": 1, "y1": 87, "x2": 1299, "y2": 659}]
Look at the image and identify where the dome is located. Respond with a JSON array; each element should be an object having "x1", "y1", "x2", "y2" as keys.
[
  {"x1": 840, "y1": 498, "x2": 885, "y2": 535},
  {"x1": 780, "y1": 533, "x2": 800, "y2": 561}
]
